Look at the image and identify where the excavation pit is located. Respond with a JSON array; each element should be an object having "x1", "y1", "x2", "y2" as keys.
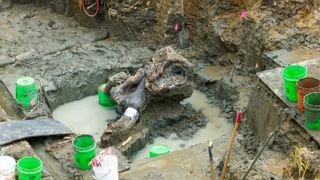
[
  {"x1": 0, "y1": 40, "x2": 240, "y2": 179},
  {"x1": 2, "y1": 1, "x2": 320, "y2": 179}
]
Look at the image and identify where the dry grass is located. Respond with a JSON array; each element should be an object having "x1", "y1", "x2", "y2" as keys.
[
  {"x1": 290, "y1": 146, "x2": 310, "y2": 178},
  {"x1": 284, "y1": 145, "x2": 320, "y2": 179}
]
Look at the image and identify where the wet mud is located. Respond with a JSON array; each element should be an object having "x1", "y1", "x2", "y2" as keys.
[{"x1": 1, "y1": 0, "x2": 320, "y2": 179}]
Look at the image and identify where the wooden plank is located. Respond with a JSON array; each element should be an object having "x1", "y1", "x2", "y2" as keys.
[
  {"x1": 264, "y1": 49, "x2": 320, "y2": 67},
  {"x1": 0, "y1": 119, "x2": 72, "y2": 146},
  {"x1": 257, "y1": 58, "x2": 320, "y2": 144},
  {"x1": 257, "y1": 58, "x2": 320, "y2": 108}
]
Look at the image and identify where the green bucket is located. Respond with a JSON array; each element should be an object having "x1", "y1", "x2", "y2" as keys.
[
  {"x1": 16, "y1": 77, "x2": 38, "y2": 108},
  {"x1": 149, "y1": 144, "x2": 170, "y2": 158},
  {"x1": 282, "y1": 65, "x2": 307, "y2": 102},
  {"x1": 72, "y1": 134, "x2": 96, "y2": 170},
  {"x1": 17, "y1": 157, "x2": 43, "y2": 180},
  {"x1": 304, "y1": 92, "x2": 320, "y2": 130},
  {"x1": 98, "y1": 84, "x2": 116, "y2": 108}
]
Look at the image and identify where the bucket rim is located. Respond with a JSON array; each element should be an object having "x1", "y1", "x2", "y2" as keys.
[
  {"x1": 304, "y1": 92, "x2": 320, "y2": 110},
  {"x1": 149, "y1": 144, "x2": 170, "y2": 155},
  {"x1": 297, "y1": 77, "x2": 320, "y2": 90},
  {"x1": 72, "y1": 134, "x2": 96, "y2": 152},
  {"x1": 16, "y1": 77, "x2": 36, "y2": 86},
  {"x1": 282, "y1": 65, "x2": 308, "y2": 79},
  {"x1": 98, "y1": 83, "x2": 107, "y2": 92},
  {"x1": 16, "y1": 157, "x2": 43, "y2": 174}
]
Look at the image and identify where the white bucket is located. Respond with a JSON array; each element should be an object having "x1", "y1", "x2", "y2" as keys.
[
  {"x1": 93, "y1": 155, "x2": 118, "y2": 180},
  {"x1": 0, "y1": 156, "x2": 16, "y2": 180}
]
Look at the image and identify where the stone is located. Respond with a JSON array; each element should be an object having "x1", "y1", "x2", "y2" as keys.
[
  {"x1": 84, "y1": 29, "x2": 109, "y2": 42},
  {"x1": 15, "y1": 49, "x2": 40, "y2": 65},
  {"x1": 42, "y1": 79, "x2": 57, "y2": 93},
  {"x1": 0, "y1": 55, "x2": 15, "y2": 67},
  {"x1": 0, "y1": 105, "x2": 8, "y2": 122},
  {"x1": 194, "y1": 72, "x2": 217, "y2": 86},
  {"x1": 0, "y1": 0, "x2": 12, "y2": 10}
]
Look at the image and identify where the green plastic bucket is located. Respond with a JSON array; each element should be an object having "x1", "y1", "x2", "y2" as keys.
[
  {"x1": 282, "y1": 65, "x2": 307, "y2": 102},
  {"x1": 17, "y1": 157, "x2": 43, "y2": 180},
  {"x1": 16, "y1": 77, "x2": 38, "y2": 108},
  {"x1": 98, "y1": 84, "x2": 116, "y2": 108},
  {"x1": 149, "y1": 144, "x2": 170, "y2": 158},
  {"x1": 304, "y1": 92, "x2": 320, "y2": 130},
  {"x1": 72, "y1": 134, "x2": 96, "y2": 169}
]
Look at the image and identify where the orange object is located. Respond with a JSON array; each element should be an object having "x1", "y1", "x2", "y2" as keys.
[
  {"x1": 297, "y1": 77, "x2": 320, "y2": 112},
  {"x1": 220, "y1": 111, "x2": 242, "y2": 180}
]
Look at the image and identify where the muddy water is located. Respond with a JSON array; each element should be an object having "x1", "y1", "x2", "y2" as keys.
[
  {"x1": 52, "y1": 95, "x2": 118, "y2": 140},
  {"x1": 204, "y1": 65, "x2": 233, "y2": 79},
  {"x1": 131, "y1": 90, "x2": 233, "y2": 161}
]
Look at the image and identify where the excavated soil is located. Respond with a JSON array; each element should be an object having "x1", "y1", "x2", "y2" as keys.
[{"x1": 1, "y1": 0, "x2": 320, "y2": 179}]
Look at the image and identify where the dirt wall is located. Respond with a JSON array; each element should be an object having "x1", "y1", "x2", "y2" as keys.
[
  {"x1": 247, "y1": 82, "x2": 286, "y2": 137},
  {"x1": 247, "y1": 80, "x2": 319, "y2": 151}
]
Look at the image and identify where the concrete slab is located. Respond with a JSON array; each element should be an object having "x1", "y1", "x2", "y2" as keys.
[
  {"x1": 264, "y1": 49, "x2": 320, "y2": 67},
  {"x1": 257, "y1": 58, "x2": 320, "y2": 144}
]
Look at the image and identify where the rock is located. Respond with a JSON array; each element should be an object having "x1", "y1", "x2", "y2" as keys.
[
  {"x1": 42, "y1": 79, "x2": 57, "y2": 93},
  {"x1": 194, "y1": 72, "x2": 217, "y2": 86},
  {"x1": 145, "y1": 46, "x2": 194, "y2": 100},
  {"x1": 0, "y1": 0, "x2": 12, "y2": 10},
  {"x1": 42, "y1": 169, "x2": 51, "y2": 177},
  {"x1": 143, "y1": 171, "x2": 165, "y2": 180},
  {"x1": 0, "y1": 55, "x2": 15, "y2": 67},
  {"x1": 84, "y1": 29, "x2": 109, "y2": 42},
  {"x1": 0, "y1": 105, "x2": 8, "y2": 122},
  {"x1": 179, "y1": 143, "x2": 186, "y2": 148},
  {"x1": 15, "y1": 49, "x2": 40, "y2": 65}
]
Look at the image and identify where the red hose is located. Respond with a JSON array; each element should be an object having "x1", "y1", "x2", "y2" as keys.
[{"x1": 81, "y1": 0, "x2": 100, "y2": 17}]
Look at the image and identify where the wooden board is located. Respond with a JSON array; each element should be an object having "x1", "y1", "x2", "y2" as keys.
[
  {"x1": 264, "y1": 49, "x2": 320, "y2": 67},
  {"x1": 257, "y1": 58, "x2": 320, "y2": 145},
  {"x1": 0, "y1": 119, "x2": 72, "y2": 146}
]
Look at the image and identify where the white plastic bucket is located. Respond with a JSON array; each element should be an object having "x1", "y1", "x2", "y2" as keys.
[
  {"x1": 93, "y1": 155, "x2": 118, "y2": 180},
  {"x1": 0, "y1": 156, "x2": 16, "y2": 180}
]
